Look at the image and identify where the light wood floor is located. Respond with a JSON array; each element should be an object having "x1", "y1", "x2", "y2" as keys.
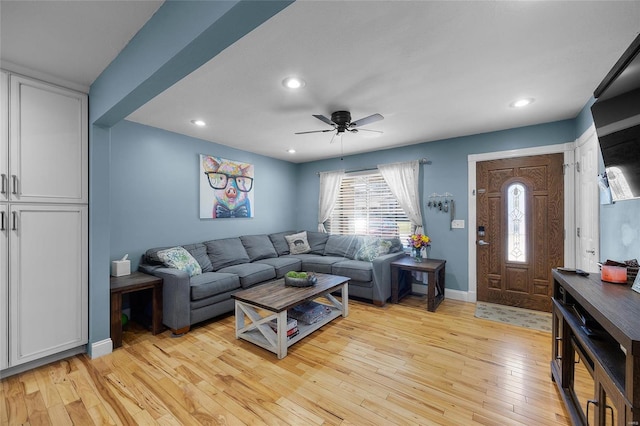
[{"x1": 1, "y1": 296, "x2": 572, "y2": 425}]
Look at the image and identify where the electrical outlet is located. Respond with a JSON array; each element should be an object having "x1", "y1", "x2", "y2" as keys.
[{"x1": 451, "y1": 219, "x2": 465, "y2": 229}]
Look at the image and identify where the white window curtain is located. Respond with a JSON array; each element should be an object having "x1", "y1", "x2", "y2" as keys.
[
  {"x1": 318, "y1": 170, "x2": 344, "y2": 232},
  {"x1": 377, "y1": 160, "x2": 424, "y2": 234}
]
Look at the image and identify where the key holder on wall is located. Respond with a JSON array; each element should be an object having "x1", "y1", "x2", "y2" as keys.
[{"x1": 427, "y1": 192, "x2": 454, "y2": 213}]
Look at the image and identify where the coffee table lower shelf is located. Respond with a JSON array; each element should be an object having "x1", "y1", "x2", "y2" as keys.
[{"x1": 233, "y1": 275, "x2": 349, "y2": 359}]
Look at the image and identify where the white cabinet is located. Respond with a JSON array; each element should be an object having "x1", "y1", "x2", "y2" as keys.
[
  {"x1": 1, "y1": 70, "x2": 88, "y2": 375},
  {"x1": 0, "y1": 204, "x2": 8, "y2": 370},
  {"x1": 5, "y1": 74, "x2": 87, "y2": 204},
  {"x1": 8, "y1": 205, "x2": 88, "y2": 366},
  {"x1": 1, "y1": 71, "x2": 8, "y2": 201}
]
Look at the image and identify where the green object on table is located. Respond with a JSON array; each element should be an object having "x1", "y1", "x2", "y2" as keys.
[{"x1": 121, "y1": 313, "x2": 129, "y2": 327}]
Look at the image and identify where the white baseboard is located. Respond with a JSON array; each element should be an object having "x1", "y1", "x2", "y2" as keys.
[{"x1": 90, "y1": 338, "x2": 113, "y2": 359}]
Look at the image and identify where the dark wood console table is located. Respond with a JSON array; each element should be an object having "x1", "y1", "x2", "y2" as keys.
[
  {"x1": 551, "y1": 269, "x2": 640, "y2": 426},
  {"x1": 390, "y1": 257, "x2": 446, "y2": 311},
  {"x1": 110, "y1": 271, "x2": 163, "y2": 349}
]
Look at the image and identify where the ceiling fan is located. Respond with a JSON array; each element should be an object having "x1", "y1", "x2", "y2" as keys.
[{"x1": 295, "y1": 111, "x2": 384, "y2": 141}]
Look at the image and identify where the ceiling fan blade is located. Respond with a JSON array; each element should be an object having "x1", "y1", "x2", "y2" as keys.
[
  {"x1": 312, "y1": 114, "x2": 334, "y2": 126},
  {"x1": 355, "y1": 128, "x2": 383, "y2": 134},
  {"x1": 351, "y1": 113, "x2": 384, "y2": 127},
  {"x1": 295, "y1": 129, "x2": 334, "y2": 135}
]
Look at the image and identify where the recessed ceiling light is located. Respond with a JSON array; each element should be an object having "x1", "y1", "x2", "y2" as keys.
[
  {"x1": 287, "y1": 148, "x2": 296, "y2": 154},
  {"x1": 510, "y1": 98, "x2": 535, "y2": 108},
  {"x1": 190, "y1": 119, "x2": 206, "y2": 127},
  {"x1": 282, "y1": 77, "x2": 305, "y2": 89}
]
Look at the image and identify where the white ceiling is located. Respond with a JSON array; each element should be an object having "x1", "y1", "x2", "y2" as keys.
[{"x1": 2, "y1": 1, "x2": 640, "y2": 163}]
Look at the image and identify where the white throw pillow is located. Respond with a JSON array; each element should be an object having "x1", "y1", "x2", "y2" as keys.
[
  {"x1": 285, "y1": 231, "x2": 311, "y2": 255},
  {"x1": 157, "y1": 246, "x2": 202, "y2": 277}
]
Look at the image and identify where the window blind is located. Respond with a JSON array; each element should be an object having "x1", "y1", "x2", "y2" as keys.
[{"x1": 326, "y1": 171, "x2": 411, "y2": 243}]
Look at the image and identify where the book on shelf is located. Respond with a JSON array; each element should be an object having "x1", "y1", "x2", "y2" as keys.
[{"x1": 268, "y1": 317, "x2": 297, "y2": 333}]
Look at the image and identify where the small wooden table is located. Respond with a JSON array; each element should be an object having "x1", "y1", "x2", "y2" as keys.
[
  {"x1": 232, "y1": 273, "x2": 349, "y2": 359},
  {"x1": 110, "y1": 271, "x2": 163, "y2": 349},
  {"x1": 390, "y1": 257, "x2": 446, "y2": 311}
]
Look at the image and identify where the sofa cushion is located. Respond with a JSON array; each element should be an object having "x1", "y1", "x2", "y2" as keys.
[
  {"x1": 218, "y1": 263, "x2": 276, "y2": 288},
  {"x1": 268, "y1": 230, "x2": 295, "y2": 256},
  {"x1": 190, "y1": 272, "x2": 241, "y2": 301},
  {"x1": 157, "y1": 247, "x2": 202, "y2": 277},
  {"x1": 286, "y1": 254, "x2": 344, "y2": 274},
  {"x1": 205, "y1": 238, "x2": 250, "y2": 270},
  {"x1": 332, "y1": 259, "x2": 373, "y2": 282},
  {"x1": 354, "y1": 237, "x2": 392, "y2": 262},
  {"x1": 240, "y1": 234, "x2": 278, "y2": 262},
  {"x1": 254, "y1": 257, "x2": 301, "y2": 278},
  {"x1": 183, "y1": 243, "x2": 214, "y2": 273},
  {"x1": 324, "y1": 235, "x2": 361, "y2": 259},
  {"x1": 145, "y1": 246, "x2": 171, "y2": 265},
  {"x1": 285, "y1": 231, "x2": 311, "y2": 254},
  {"x1": 306, "y1": 231, "x2": 330, "y2": 255}
]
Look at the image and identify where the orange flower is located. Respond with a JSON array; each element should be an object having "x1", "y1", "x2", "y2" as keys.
[{"x1": 408, "y1": 234, "x2": 431, "y2": 249}]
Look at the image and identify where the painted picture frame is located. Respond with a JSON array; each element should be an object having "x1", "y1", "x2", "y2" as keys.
[{"x1": 199, "y1": 154, "x2": 254, "y2": 219}]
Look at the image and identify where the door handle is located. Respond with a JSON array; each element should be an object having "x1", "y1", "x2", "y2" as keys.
[
  {"x1": 586, "y1": 249, "x2": 595, "y2": 254},
  {"x1": 1, "y1": 211, "x2": 4, "y2": 231},
  {"x1": 1, "y1": 173, "x2": 6, "y2": 194},
  {"x1": 11, "y1": 175, "x2": 18, "y2": 195},
  {"x1": 478, "y1": 240, "x2": 490, "y2": 246},
  {"x1": 11, "y1": 211, "x2": 17, "y2": 231}
]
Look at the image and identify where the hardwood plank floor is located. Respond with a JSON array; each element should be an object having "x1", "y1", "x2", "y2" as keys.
[{"x1": 1, "y1": 297, "x2": 572, "y2": 425}]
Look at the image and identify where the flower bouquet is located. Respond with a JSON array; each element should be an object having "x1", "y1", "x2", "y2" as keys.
[{"x1": 408, "y1": 234, "x2": 431, "y2": 262}]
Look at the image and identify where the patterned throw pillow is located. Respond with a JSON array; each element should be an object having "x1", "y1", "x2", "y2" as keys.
[
  {"x1": 157, "y1": 246, "x2": 202, "y2": 277},
  {"x1": 285, "y1": 231, "x2": 311, "y2": 255},
  {"x1": 355, "y1": 237, "x2": 392, "y2": 262}
]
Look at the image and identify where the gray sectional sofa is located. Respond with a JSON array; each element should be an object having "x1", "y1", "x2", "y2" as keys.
[{"x1": 139, "y1": 231, "x2": 405, "y2": 335}]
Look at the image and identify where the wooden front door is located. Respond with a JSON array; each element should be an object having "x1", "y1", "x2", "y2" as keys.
[{"x1": 476, "y1": 154, "x2": 564, "y2": 312}]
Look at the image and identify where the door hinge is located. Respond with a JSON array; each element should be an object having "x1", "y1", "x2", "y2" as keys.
[
  {"x1": 577, "y1": 227, "x2": 581, "y2": 238},
  {"x1": 576, "y1": 161, "x2": 581, "y2": 173}
]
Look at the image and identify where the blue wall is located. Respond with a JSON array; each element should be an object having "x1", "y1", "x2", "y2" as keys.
[
  {"x1": 110, "y1": 120, "x2": 298, "y2": 270},
  {"x1": 296, "y1": 120, "x2": 576, "y2": 292}
]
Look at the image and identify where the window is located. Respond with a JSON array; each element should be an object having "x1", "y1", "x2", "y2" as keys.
[
  {"x1": 507, "y1": 182, "x2": 527, "y2": 262},
  {"x1": 326, "y1": 170, "x2": 412, "y2": 242}
]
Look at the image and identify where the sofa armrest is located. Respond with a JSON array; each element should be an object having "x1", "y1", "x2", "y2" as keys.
[
  {"x1": 139, "y1": 264, "x2": 191, "y2": 332},
  {"x1": 371, "y1": 252, "x2": 407, "y2": 305}
]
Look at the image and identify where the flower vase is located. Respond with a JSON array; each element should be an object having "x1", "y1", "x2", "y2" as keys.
[{"x1": 413, "y1": 248, "x2": 423, "y2": 263}]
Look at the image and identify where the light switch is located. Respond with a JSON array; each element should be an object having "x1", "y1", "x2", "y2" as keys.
[{"x1": 451, "y1": 219, "x2": 465, "y2": 229}]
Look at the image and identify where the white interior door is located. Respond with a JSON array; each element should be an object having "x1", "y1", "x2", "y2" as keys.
[
  {"x1": 575, "y1": 126, "x2": 600, "y2": 272},
  {"x1": 9, "y1": 204, "x2": 88, "y2": 366}
]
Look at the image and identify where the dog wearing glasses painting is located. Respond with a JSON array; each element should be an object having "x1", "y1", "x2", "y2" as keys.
[{"x1": 201, "y1": 155, "x2": 254, "y2": 219}]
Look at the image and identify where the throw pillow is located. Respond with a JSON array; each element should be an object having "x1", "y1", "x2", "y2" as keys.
[
  {"x1": 157, "y1": 246, "x2": 202, "y2": 277},
  {"x1": 285, "y1": 231, "x2": 311, "y2": 255},
  {"x1": 355, "y1": 237, "x2": 392, "y2": 261}
]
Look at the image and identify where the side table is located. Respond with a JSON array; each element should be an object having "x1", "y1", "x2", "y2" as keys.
[
  {"x1": 390, "y1": 257, "x2": 446, "y2": 312},
  {"x1": 110, "y1": 271, "x2": 163, "y2": 349}
]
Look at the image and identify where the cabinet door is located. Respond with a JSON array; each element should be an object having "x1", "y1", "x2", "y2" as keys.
[
  {"x1": 1, "y1": 71, "x2": 8, "y2": 202},
  {"x1": 9, "y1": 75, "x2": 87, "y2": 203},
  {"x1": 9, "y1": 204, "x2": 88, "y2": 366},
  {"x1": 0, "y1": 204, "x2": 7, "y2": 370}
]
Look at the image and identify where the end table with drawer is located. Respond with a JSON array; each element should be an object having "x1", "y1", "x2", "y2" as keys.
[
  {"x1": 110, "y1": 271, "x2": 163, "y2": 349},
  {"x1": 390, "y1": 257, "x2": 446, "y2": 311}
]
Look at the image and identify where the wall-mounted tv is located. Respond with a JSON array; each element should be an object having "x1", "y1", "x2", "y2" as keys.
[{"x1": 591, "y1": 33, "x2": 640, "y2": 202}]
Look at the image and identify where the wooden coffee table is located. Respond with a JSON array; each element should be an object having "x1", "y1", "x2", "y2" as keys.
[{"x1": 232, "y1": 273, "x2": 349, "y2": 359}]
